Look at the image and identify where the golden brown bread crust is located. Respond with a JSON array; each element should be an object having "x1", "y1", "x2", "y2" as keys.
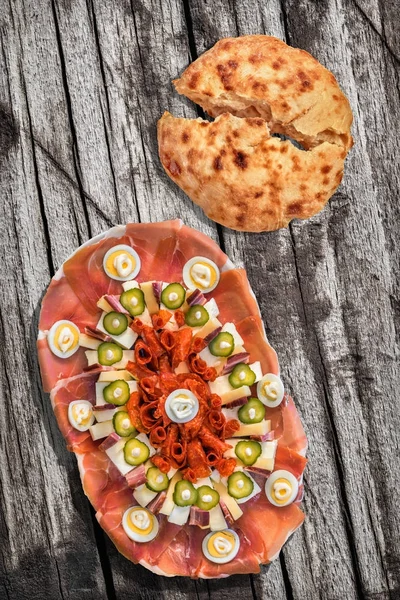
[
  {"x1": 174, "y1": 35, "x2": 353, "y2": 152},
  {"x1": 158, "y1": 112, "x2": 347, "y2": 232}
]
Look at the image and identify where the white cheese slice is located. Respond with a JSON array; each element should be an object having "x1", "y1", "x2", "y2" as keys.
[
  {"x1": 209, "y1": 375, "x2": 232, "y2": 396},
  {"x1": 133, "y1": 484, "x2": 158, "y2": 507},
  {"x1": 159, "y1": 472, "x2": 182, "y2": 516},
  {"x1": 138, "y1": 307, "x2": 153, "y2": 326},
  {"x1": 210, "y1": 470, "x2": 221, "y2": 484},
  {"x1": 220, "y1": 386, "x2": 251, "y2": 406},
  {"x1": 79, "y1": 333, "x2": 101, "y2": 350},
  {"x1": 92, "y1": 406, "x2": 118, "y2": 422},
  {"x1": 140, "y1": 281, "x2": 159, "y2": 315},
  {"x1": 254, "y1": 440, "x2": 278, "y2": 471},
  {"x1": 249, "y1": 361, "x2": 263, "y2": 382},
  {"x1": 199, "y1": 346, "x2": 227, "y2": 371},
  {"x1": 175, "y1": 361, "x2": 190, "y2": 374},
  {"x1": 85, "y1": 350, "x2": 135, "y2": 368},
  {"x1": 221, "y1": 323, "x2": 244, "y2": 346},
  {"x1": 213, "y1": 481, "x2": 243, "y2": 521},
  {"x1": 105, "y1": 438, "x2": 134, "y2": 476},
  {"x1": 89, "y1": 420, "x2": 115, "y2": 440},
  {"x1": 95, "y1": 380, "x2": 137, "y2": 406},
  {"x1": 122, "y1": 280, "x2": 139, "y2": 291},
  {"x1": 168, "y1": 505, "x2": 191, "y2": 526},
  {"x1": 232, "y1": 419, "x2": 271, "y2": 437},
  {"x1": 236, "y1": 473, "x2": 261, "y2": 504},
  {"x1": 96, "y1": 312, "x2": 137, "y2": 349},
  {"x1": 98, "y1": 370, "x2": 134, "y2": 382},
  {"x1": 193, "y1": 477, "x2": 213, "y2": 489},
  {"x1": 97, "y1": 296, "x2": 113, "y2": 313},
  {"x1": 222, "y1": 407, "x2": 239, "y2": 421},
  {"x1": 209, "y1": 505, "x2": 227, "y2": 531},
  {"x1": 195, "y1": 317, "x2": 222, "y2": 339},
  {"x1": 203, "y1": 298, "x2": 219, "y2": 319}
]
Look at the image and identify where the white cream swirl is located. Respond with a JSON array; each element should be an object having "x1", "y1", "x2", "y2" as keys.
[
  {"x1": 190, "y1": 263, "x2": 212, "y2": 287},
  {"x1": 213, "y1": 536, "x2": 233, "y2": 556},
  {"x1": 165, "y1": 389, "x2": 199, "y2": 424},
  {"x1": 130, "y1": 509, "x2": 151, "y2": 531},
  {"x1": 114, "y1": 253, "x2": 133, "y2": 278}
]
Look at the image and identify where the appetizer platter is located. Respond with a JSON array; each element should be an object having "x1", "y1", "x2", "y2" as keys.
[{"x1": 37, "y1": 220, "x2": 308, "y2": 577}]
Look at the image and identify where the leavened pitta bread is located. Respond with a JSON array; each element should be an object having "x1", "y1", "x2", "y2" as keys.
[
  {"x1": 174, "y1": 35, "x2": 353, "y2": 151},
  {"x1": 158, "y1": 112, "x2": 347, "y2": 232}
]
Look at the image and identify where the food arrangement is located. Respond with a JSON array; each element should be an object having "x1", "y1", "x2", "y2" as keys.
[
  {"x1": 38, "y1": 220, "x2": 308, "y2": 577},
  {"x1": 158, "y1": 35, "x2": 353, "y2": 232}
]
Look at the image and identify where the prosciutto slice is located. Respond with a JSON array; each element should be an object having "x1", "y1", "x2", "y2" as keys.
[{"x1": 50, "y1": 372, "x2": 100, "y2": 453}]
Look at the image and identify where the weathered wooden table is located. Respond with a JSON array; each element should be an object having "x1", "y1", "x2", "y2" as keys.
[{"x1": 1, "y1": 0, "x2": 399, "y2": 598}]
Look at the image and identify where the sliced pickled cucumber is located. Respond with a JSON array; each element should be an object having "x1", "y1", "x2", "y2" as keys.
[
  {"x1": 98, "y1": 342, "x2": 123, "y2": 366},
  {"x1": 120, "y1": 288, "x2": 145, "y2": 317},
  {"x1": 113, "y1": 411, "x2": 136, "y2": 437},
  {"x1": 103, "y1": 311, "x2": 128, "y2": 335},
  {"x1": 238, "y1": 397, "x2": 266, "y2": 424},
  {"x1": 229, "y1": 363, "x2": 256, "y2": 388},
  {"x1": 227, "y1": 472, "x2": 254, "y2": 499},
  {"x1": 235, "y1": 441, "x2": 262, "y2": 466},
  {"x1": 185, "y1": 305, "x2": 209, "y2": 327},
  {"x1": 195, "y1": 485, "x2": 220, "y2": 510},
  {"x1": 146, "y1": 467, "x2": 169, "y2": 492},
  {"x1": 209, "y1": 332, "x2": 235, "y2": 357},
  {"x1": 124, "y1": 438, "x2": 150, "y2": 466},
  {"x1": 161, "y1": 283, "x2": 186, "y2": 310},
  {"x1": 173, "y1": 480, "x2": 198, "y2": 507},
  {"x1": 103, "y1": 379, "x2": 130, "y2": 405}
]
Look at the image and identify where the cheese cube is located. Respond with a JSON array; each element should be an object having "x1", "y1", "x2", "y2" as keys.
[
  {"x1": 213, "y1": 481, "x2": 243, "y2": 521},
  {"x1": 199, "y1": 346, "x2": 227, "y2": 371},
  {"x1": 105, "y1": 438, "x2": 133, "y2": 476},
  {"x1": 209, "y1": 505, "x2": 227, "y2": 531},
  {"x1": 133, "y1": 484, "x2": 157, "y2": 507},
  {"x1": 168, "y1": 505, "x2": 191, "y2": 526},
  {"x1": 98, "y1": 370, "x2": 134, "y2": 382},
  {"x1": 79, "y1": 334, "x2": 101, "y2": 350},
  {"x1": 159, "y1": 472, "x2": 182, "y2": 516},
  {"x1": 140, "y1": 281, "x2": 159, "y2": 315},
  {"x1": 209, "y1": 375, "x2": 231, "y2": 396},
  {"x1": 203, "y1": 298, "x2": 219, "y2": 319},
  {"x1": 254, "y1": 440, "x2": 278, "y2": 472},
  {"x1": 249, "y1": 361, "x2": 263, "y2": 382},
  {"x1": 89, "y1": 420, "x2": 114, "y2": 440},
  {"x1": 221, "y1": 323, "x2": 244, "y2": 346},
  {"x1": 122, "y1": 280, "x2": 139, "y2": 291},
  {"x1": 97, "y1": 296, "x2": 113, "y2": 313},
  {"x1": 232, "y1": 419, "x2": 271, "y2": 437},
  {"x1": 220, "y1": 386, "x2": 251, "y2": 406},
  {"x1": 195, "y1": 317, "x2": 222, "y2": 339}
]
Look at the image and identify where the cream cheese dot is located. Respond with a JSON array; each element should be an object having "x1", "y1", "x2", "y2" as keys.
[
  {"x1": 236, "y1": 479, "x2": 244, "y2": 489},
  {"x1": 181, "y1": 489, "x2": 191, "y2": 501},
  {"x1": 202, "y1": 494, "x2": 213, "y2": 503},
  {"x1": 156, "y1": 475, "x2": 164, "y2": 484},
  {"x1": 220, "y1": 341, "x2": 231, "y2": 349},
  {"x1": 245, "y1": 447, "x2": 252, "y2": 457},
  {"x1": 106, "y1": 349, "x2": 114, "y2": 360},
  {"x1": 168, "y1": 292, "x2": 178, "y2": 302},
  {"x1": 131, "y1": 448, "x2": 141, "y2": 457},
  {"x1": 248, "y1": 408, "x2": 256, "y2": 420}
]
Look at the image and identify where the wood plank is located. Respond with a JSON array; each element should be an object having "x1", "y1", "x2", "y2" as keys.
[
  {"x1": 0, "y1": 5, "x2": 108, "y2": 597},
  {"x1": 186, "y1": 0, "x2": 400, "y2": 598}
]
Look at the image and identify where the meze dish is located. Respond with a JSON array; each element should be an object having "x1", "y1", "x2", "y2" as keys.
[
  {"x1": 158, "y1": 35, "x2": 353, "y2": 232},
  {"x1": 38, "y1": 220, "x2": 308, "y2": 577}
]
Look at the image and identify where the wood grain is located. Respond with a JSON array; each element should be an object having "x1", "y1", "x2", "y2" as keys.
[{"x1": 0, "y1": 0, "x2": 399, "y2": 598}]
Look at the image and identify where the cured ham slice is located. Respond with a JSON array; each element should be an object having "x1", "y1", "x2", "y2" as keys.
[
  {"x1": 237, "y1": 493, "x2": 305, "y2": 563},
  {"x1": 210, "y1": 269, "x2": 260, "y2": 323},
  {"x1": 50, "y1": 372, "x2": 100, "y2": 453},
  {"x1": 236, "y1": 315, "x2": 279, "y2": 376},
  {"x1": 38, "y1": 220, "x2": 308, "y2": 578},
  {"x1": 268, "y1": 395, "x2": 308, "y2": 454},
  {"x1": 38, "y1": 276, "x2": 100, "y2": 392}
]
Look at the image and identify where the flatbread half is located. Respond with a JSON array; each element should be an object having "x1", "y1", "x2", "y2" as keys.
[
  {"x1": 158, "y1": 112, "x2": 346, "y2": 232},
  {"x1": 174, "y1": 35, "x2": 353, "y2": 152}
]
